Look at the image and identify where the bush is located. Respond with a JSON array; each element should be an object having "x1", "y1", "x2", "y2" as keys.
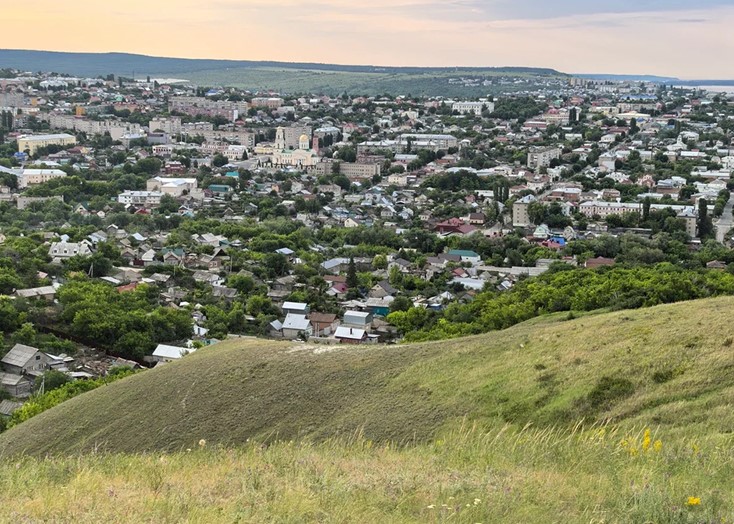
[{"x1": 586, "y1": 376, "x2": 635, "y2": 412}]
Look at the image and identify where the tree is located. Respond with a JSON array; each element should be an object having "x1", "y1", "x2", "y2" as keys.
[
  {"x1": 35, "y1": 370, "x2": 71, "y2": 393},
  {"x1": 346, "y1": 257, "x2": 358, "y2": 289},
  {"x1": 642, "y1": 198, "x2": 651, "y2": 222},
  {"x1": 390, "y1": 296, "x2": 413, "y2": 313},
  {"x1": 698, "y1": 199, "x2": 713, "y2": 239},
  {"x1": 372, "y1": 254, "x2": 388, "y2": 270}
]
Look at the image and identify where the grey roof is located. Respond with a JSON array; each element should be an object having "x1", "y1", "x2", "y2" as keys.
[
  {"x1": 0, "y1": 372, "x2": 29, "y2": 387},
  {"x1": 14, "y1": 286, "x2": 56, "y2": 298},
  {"x1": 0, "y1": 400, "x2": 23, "y2": 416},
  {"x1": 282, "y1": 314, "x2": 310, "y2": 331},
  {"x1": 1, "y1": 344, "x2": 42, "y2": 368}
]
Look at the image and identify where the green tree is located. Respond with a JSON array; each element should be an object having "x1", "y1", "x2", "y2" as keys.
[
  {"x1": 35, "y1": 370, "x2": 71, "y2": 393},
  {"x1": 346, "y1": 257, "x2": 358, "y2": 289},
  {"x1": 698, "y1": 199, "x2": 713, "y2": 239}
]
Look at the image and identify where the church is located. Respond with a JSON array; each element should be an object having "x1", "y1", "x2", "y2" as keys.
[{"x1": 270, "y1": 127, "x2": 319, "y2": 169}]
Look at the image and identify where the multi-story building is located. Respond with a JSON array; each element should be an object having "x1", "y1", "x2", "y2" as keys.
[
  {"x1": 578, "y1": 201, "x2": 694, "y2": 219},
  {"x1": 251, "y1": 97, "x2": 284, "y2": 109},
  {"x1": 17, "y1": 168, "x2": 67, "y2": 188},
  {"x1": 168, "y1": 96, "x2": 248, "y2": 121},
  {"x1": 452, "y1": 100, "x2": 494, "y2": 116},
  {"x1": 315, "y1": 160, "x2": 381, "y2": 180},
  {"x1": 527, "y1": 146, "x2": 562, "y2": 170},
  {"x1": 118, "y1": 190, "x2": 163, "y2": 207},
  {"x1": 149, "y1": 117, "x2": 182, "y2": 135},
  {"x1": 44, "y1": 114, "x2": 143, "y2": 140},
  {"x1": 512, "y1": 194, "x2": 536, "y2": 227},
  {"x1": 397, "y1": 134, "x2": 458, "y2": 152},
  {"x1": 17, "y1": 134, "x2": 76, "y2": 155}
]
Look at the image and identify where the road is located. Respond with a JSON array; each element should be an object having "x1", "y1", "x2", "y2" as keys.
[{"x1": 715, "y1": 194, "x2": 734, "y2": 243}]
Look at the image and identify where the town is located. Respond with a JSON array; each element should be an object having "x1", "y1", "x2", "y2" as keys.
[{"x1": 1, "y1": 68, "x2": 733, "y2": 419}]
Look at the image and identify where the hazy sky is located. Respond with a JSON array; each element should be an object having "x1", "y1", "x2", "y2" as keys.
[{"x1": 3, "y1": 0, "x2": 733, "y2": 78}]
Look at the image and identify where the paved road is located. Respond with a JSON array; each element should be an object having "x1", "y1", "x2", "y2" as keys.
[{"x1": 715, "y1": 195, "x2": 734, "y2": 243}]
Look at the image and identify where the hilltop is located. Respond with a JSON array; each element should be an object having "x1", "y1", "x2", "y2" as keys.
[
  {"x1": 0, "y1": 49, "x2": 567, "y2": 95},
  {"x1": 3, "y1": 296, "x2": 734, "y2": 457}
]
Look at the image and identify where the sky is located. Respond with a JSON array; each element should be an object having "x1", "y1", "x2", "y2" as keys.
[{"x1": 2, "y1": 0, "x2": 734, "y2": 78}]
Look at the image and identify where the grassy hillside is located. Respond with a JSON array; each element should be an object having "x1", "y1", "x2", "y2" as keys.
[
  {"x1": 2, "y1": 297, "x2": 734, "y2": 522},
  {"x1": 2, "y1": 423, "x2": 730, "y2": 523},
  {"x1": 3, "y1": 297, "x2": 734, "y2": 458},
  {"x1": 0, "y1": 49, "x2": 567, "y2": 95}
]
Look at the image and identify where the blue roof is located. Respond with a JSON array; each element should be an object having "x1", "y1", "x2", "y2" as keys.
[{"x1": 448, "y1": 249, "x2": 480, "y2": 258}]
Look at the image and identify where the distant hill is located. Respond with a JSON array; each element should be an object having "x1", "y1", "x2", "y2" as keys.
[
  {"x1": 3, "y1": 296, "x2": 734, "y2": 457},
  {"x1": 0, "y1": 49, "x2": 564, "y2": 79},
  {"x1": 575, "y1": 73, "x2": 681, "y2": 83}
]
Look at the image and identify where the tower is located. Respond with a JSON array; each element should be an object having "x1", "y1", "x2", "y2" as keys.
[{"x1": 275, "y1": 127, "x2": 286, "y2": 150}]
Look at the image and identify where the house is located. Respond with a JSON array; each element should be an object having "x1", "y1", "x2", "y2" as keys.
[
  {"x1": 282, "y1": 301, "x2": 310, "y2": 316},
  {"x1": 1, "y1": 344, "x2": 51, "y2": 376},
  {"x1": 585, "y1": 257, "x2": 616, "y2": 269},
  {"x1": 342, "y1": 310, "x2": 373, "y2": 331},
  {"x1": 48, "y1": 241, "x2": 92, "y2": 262},
  {"x1": 0, "y1": 373, "x2": 32, "y2": 398},
  {"x1": 369, "y1": 280, "x2": 398, "y2": 299},
  {"x1": 309, "y1": 313, "x2": 338, "y2": 337},
  {"x1": 365, "y1": 297, "x2": 393, "y2": 317},
  {"x1": 447, "y1": 249, "x2": 481, "y2": 265},
  {"x1": 14, "y1": 286, "x2": 57, "y2": 301},
  {"x1": 281, "y1": 313, "x2": 312, "y2": 339},
  {"x1": 334, "y1": 326, "x2": 367, "y2": 344},
  {"x1": 149, "y1": 344, "x2": 195, "y2": 363}
]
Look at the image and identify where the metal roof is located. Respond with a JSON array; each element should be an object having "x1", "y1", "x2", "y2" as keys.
[{"x1": 1, "y1": 344, "x2": 41, "y2": 368}]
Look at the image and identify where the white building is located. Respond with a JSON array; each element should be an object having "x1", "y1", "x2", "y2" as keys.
[
  {"x1": 118, "y1": 190, "x2": 163, "y2": 207},
  {"x1": 451, "y1": 100, "x2": 494, "y2": 116}
]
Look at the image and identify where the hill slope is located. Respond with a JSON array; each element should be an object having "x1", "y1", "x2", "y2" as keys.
[
  {"x1": 3, "y1": 297, "x2": 734, "y2": 457},
  {"x1": 0, "y1": 49, "x2": 567, "y2": 95}
]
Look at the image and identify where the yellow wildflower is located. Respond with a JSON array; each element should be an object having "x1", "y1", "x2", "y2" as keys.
[
  {"x1": 653, "y1": 440, "x2": 662, "y2": 452},
  {"x1": 642, "y1": 429, "x2": 651, "y2": 452},
  {"x1": 686, "y1": 496, "x2": 701, "y2": 506}
]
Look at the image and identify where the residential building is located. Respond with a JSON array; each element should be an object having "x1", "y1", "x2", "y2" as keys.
[
  {"x1": 527, "y1": 147, "x2": 561, "y2": 170},
  {"x1": 17, "y1": 133, "x2": 77, "y2": 155},
  {"x1": 17, "y1": 168, "x2": 67, "y2": 189},
  {"x1": 118, "y1": 190, "x2": 163, "y2": 207},
  {"x1": 48, "y1": 241, "x2": 93, "y2": 261},
  {"x1": 1, "y1": 344, "x2": 51, "y2": 375},
  {"x1": 452, "y1": 100, "x2": 494, "y2": 116},
  {"x1": 512, "y1": 195, "x2": 536, "y2": 227}
]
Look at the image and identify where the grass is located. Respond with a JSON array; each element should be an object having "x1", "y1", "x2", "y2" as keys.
[
  {"x1": 1, "y1": 423, "x2": 731, "y2": 523},
  {"x1": 2, "y1": 296, "x2": 734, "y2": 457},
  {"x1": 2, "y1": 297, "x2": 734, "y2": 521}
]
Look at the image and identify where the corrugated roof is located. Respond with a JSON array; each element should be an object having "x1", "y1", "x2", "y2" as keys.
[
  {"x1": 0, "y1": 372, "x2": 29, "y2": 387},
  {"x1": 152, "y1": 344, "x2": 194, "y2": 360},
  {"x1": 1, "y1": 344, "x2": 41, "y2": 368},
  {"x1": 0, "y1": 400, "x2": 23, "y2": 416}
]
